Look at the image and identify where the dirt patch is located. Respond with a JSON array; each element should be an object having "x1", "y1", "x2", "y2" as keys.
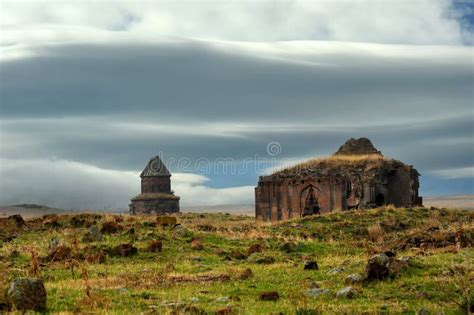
[
  {"x1": 167, "y1": 273, "x2": 230, "y2": 283},
  {"x1": 101, "y1": 221, "x2": 123, "y2": 234},
  {"x1": 396, "y1": 226, "x2": 474, "y2": 250},
  {"x1": 109, "y1": 244, "x2": 138, "y2": 257}
]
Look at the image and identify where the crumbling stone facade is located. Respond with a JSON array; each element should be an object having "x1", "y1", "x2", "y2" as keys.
[
  {"x1": 129, "y1": 156, "x2": 180, "y2": 215},
  {"x1": 255, "y1": 138, "x2": 422, "y2": 221}
]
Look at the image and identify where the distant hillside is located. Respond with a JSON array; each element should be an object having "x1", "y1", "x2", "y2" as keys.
[
  {"x1": 423, "y1": 194, "x2": 474, "y2": 210},
  {"x1": 0, "y1": 204, "x2": 66, "y2": 218},
  {"x1": 183, "y1": 204, "x2": 254, "y2": 215},
  {"x1": 0, "y1": 204, "x2": 131, "y2": 218}
]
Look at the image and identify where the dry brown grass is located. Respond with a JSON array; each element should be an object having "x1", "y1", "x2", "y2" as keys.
[
  {"x1": 425, "y1": 211, "x2": 442, "y2": 229},
  {"x1": 23, "y1": 246, "x2": 39, "y2": 277},
  {"x1": 273, "y1": 154, "x2": 394, "y2": 175},
  {"x1": 367, "y1": 222, "x2": 384, "y2": 243}
]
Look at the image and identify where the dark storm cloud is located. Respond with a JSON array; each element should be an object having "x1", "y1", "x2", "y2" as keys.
[{"x1": 1, "y1": 42, "x2": 472, "y2": 122}]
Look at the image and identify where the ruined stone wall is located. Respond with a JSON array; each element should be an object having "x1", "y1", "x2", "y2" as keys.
[
  {"x1": 255, "y1": 177, "x2": 346, "y2": 221},
  {"x1": 130, "y1": 199, "x2": 179, "y2": 215},
  {"x1": 141, "y1": 176, "x2": 171, "y2": 193}
]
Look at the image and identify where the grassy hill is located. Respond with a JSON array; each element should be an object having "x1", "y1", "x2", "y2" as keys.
[{"x1": 0, "y1": 207, "x2": 472, "y2": 314}]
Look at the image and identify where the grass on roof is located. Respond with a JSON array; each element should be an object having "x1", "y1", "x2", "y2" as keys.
[{"x1": 272, "y1": 154, "x2": 393, "y2": 175}]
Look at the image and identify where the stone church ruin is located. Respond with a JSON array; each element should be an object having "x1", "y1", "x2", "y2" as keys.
[
  {"x1": 129, "y1": 156, "x2": 180, "y2": 215},
  {"x1": 255, "y1": 138, "x2": 422, "y2": 221}
]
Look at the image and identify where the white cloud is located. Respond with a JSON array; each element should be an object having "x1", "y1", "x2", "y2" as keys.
[
  {"x1": 0, "y1": 158, "x2": 253, "y2": 209},
  {"x1": 0, "y1": 1, "x2": 469, "y2": 46}
]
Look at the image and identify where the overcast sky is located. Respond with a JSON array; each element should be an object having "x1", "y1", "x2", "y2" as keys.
[{"x1": 0, "y1": 1, "x2": 473, "y2": 210}]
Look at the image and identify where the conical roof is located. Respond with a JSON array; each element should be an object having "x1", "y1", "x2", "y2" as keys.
[
  {"x1": 140, "y1": 156, "x2": 171, "y2": 177},
  {"x1": 333, "y1": 137, "x2": 382, "y2": 156}
]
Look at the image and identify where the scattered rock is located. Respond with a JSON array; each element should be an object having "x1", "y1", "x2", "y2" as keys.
[
  {"x1": 117, "y1": 287, "x2": 129, "y2": 295},
  {"x1": 44, "y1": 218, "x2": 61, "y2": 229},
  {"x1": 4, "y1": 278, "x2": 47, "y2": 311},
  {"x1": 247, "y1": 253, "x2": 275, "y2": 264},
  {"x1": 215, "y1": 297, "x2": 230, "y2": 303},
  {"x1": 147, "y1": 240, "x2": 163, "y2": 253},
  {"x1": 69, "y1": 214, "x2": 101, "y2": 228},
  {"x1": 345, "y1": 273, "x2": 363, "y2": 284},
  {"x1": 238, "y1": 268, "x2": 253, "y2": 280},
  {"x1": 216, "y1": 306, "x2": 236, "y2": 315},
  {"x1": 48, "y1": 245, "x2": 72, "y2": 261},
  {"x1": 49, "y1": 238, "x2": 60, "y2": 249},
  {"x1": 197, "y1": 224, "x2": 216, "y2": 232},
  {"x1": 213, "y1": 248, "x2": 228, "y2": 256},
  {"x1": 173, "y1": 225, "x2": 191, "y2": 237},
  {"x1": 336, "y1": 286, "x2": 357, "y2": 299},
  {"x1": 305, "y1": 288, "x2": 331, "y2": 298},
  {"x1": 280, "y1": 242, "x2": 296, "y2": 253},
  {"x1": 110, "y1": 244, "x2": 137, "y2": 257},
  {"x1": 85, "y1": 251, "x2": 106, "y2": 264},
  {"x1": 190, "y1": 297, "x2": 200, "y2": 303},
  {"x1": 190, "y1": 256, "x2": 202, "y2": 262},
  {"x1": 169, "y1": 273, "x2": 230, "y2": 283},
  {"x1": 306, "y1": 279, "x2": 320, "y2": 289},
  {"x1": 229, "y1": 250, "x2": 247, "y2": 260},
  {"x1": 7, "y1": 215, "x2": 25, "y2": 228},
  {"x1": 327, "y1": 267, "x2": 344, "y2": 275},
  {"x1": 388, "y1": 257, "x2": 410, "y2": 274},
  {"x1": 399, "y1": 256, "x2": 414, "y2": 265},
  {"x1": 366, "y1": 253, "x2": 390, "y2": 281},
  {"x1": 9, "y1": 250, "x2": 20, "y2": 259},
  {"x1": 397, "y1": 227, "x2": 474, "y2": 250},
  {"x1": 190, "y1": 238, "x2": 204, "y2": 250},
  {"x1": 418, "y1": 309, "x2": 430, "y2": 315},
  {"x1": 259, "y1": 291, "x2": 279, "y2": 301},
  {"x1": 101, "y1": 221, "x2": 122, "y2": 234},
  {"x1": 82, "y1": 226, "x2": 103, "y2": 242},
  {"x1": 304, "y1": 261, "x2": 318, "y2": 270},
  {"x1": 247, "y1": 243, "x2": 263, "y2": 255}
]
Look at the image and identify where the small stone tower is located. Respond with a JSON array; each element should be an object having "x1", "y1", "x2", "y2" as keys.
[{"x1": 129, "y1": 156, "x2": 180, "y2": 215}]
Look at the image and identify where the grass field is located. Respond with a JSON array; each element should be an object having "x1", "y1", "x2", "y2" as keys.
[{"x1": 0, "y1": 207, "x2": 473, "y2": 314}]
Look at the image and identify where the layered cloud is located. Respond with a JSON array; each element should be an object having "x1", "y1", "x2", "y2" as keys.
[
  {"x1": 0, "y1": 158, "x2": 254, "y2": 209},
  {"x1": 0, "y1": 1, "x2": 473, "y2": 209},
  {"x1": 1, "y1": 1, "x2": 472, "y2": 44}
]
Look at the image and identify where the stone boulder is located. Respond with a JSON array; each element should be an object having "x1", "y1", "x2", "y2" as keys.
[
  {"x1": 336, "y1": 286, "x2": 357, "y2": 299},
  {"x1": 4, "y1": 278, "x2": 47, "y2": 311},
  {"x1": 259, "y1": 291, "x2": 279, "y2": 301},
  {"x1": 304, "y1": 261, "x2": 318, "y2": 270},
  {"x1": 47, "y1": 245, "x2": 72, "y2": 262},
  {"x1": 7, "y1": 215, "x2": 25, "y2": 228},
  {"x1": 101, "y1": 221, "x2": 122, "y2": 234},
  {"x1": 109, "y1": 244, "x2": 137, "y2": 257},
  {"x1": 247, "y1": 243, "x2": 263, "y2": 255},
  {"x1": 147, "y1": 240, "x2": 163, "y2": 253},
  {"x1": 366, "y1": 253, "x2": 390, "y2": 280}
]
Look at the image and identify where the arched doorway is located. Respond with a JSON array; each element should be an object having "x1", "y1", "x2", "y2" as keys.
[
  {"x1": 375, "y1": 193, "x2": 385, "y2": 207},
  {"x1": 301, "y1": 186, "x2": 320, "y2": 216}
]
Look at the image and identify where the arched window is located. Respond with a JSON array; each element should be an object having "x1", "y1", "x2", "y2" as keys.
[
  {"x1": 375, "y1": 193, "x2": 385, "y2": 207},
  {"x1": 346, "y1": 180, "x2": 352, "y2": 197}
]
